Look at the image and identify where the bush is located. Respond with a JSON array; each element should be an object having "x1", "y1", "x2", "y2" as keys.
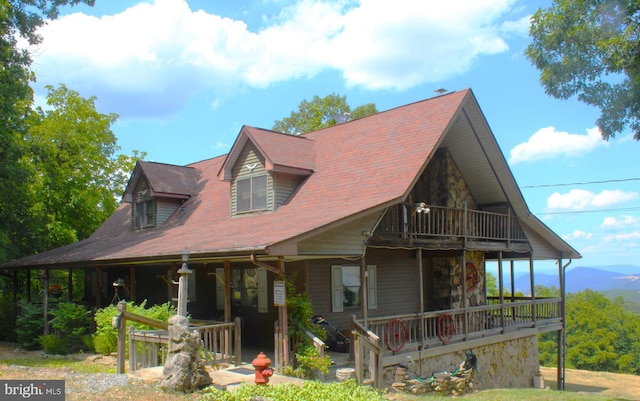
[
  {"x1": 0, "y1": 294, "x2": 16, "y2": 341},
  {"x1": 39, "y1": 333, "x2": 69, "y2": 355},
  {"x1": 15, "y1": 301, "x2": 43, "y2": 350},
  {"x1": 93, "y1": 300, "x2": 176, "y2": 355},
  {"x1": 282, "y1": 343, "x2": 332, "y2": 379},
  {"x1": 49, "y1": 302, "x2": 91, "y2": 352}
]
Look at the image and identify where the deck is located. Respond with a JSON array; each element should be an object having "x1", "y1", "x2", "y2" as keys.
[{"x1": 351, "y1": 297, "x2": 563, "y2": 387}]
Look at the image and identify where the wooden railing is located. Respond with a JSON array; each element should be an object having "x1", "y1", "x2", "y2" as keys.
[
  {"x1": 352, "y1": 298, "x2": 562, "y2": 388},
  {"x1": 114, "y1": 302, "x2": 241, "y2": 373},
  {"x1": 376, "y1": 204, "x2": 527, "y2": 243}
]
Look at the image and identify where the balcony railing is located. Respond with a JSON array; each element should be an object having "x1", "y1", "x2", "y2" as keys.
[
  {"x1": 351, "y1": 297, "x2": 562, "y2": 388},
  {"x1": 375, "y1": 204, "x2": 527, "y2": 244}
]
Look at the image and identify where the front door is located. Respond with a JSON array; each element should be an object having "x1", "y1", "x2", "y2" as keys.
[{"x1": 231, "y1": 266, "x2": 275, "y2": 347}]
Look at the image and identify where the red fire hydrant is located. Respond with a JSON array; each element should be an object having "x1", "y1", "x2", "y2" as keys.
[{"x1": 252, "y1": 352, "x2": 274, "y2": 385}]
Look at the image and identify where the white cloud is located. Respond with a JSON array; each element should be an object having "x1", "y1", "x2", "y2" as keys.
[
  {"x1": 509, "y1": 126, "x2": 607, "y2": 164},
  {"x1": 546, "y1": 189, "x2": 638, "y2": 211},
  {"x1": 601, "y1": 215, "x2": 640, "y2": 228},
  {"x1": 562, "y1": 230, "x2": 593, "y2": 240},
  {"x1": 28, "y1": 0, "x2": 524, "y2": 118},
  {"x1": 604, "y1": 231, "x2": 640, "y2": 242}
]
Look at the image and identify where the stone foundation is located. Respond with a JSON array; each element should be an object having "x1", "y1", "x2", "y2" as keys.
[{"x1": 383, "y1": 332, "x2": 540, "y2": 390}]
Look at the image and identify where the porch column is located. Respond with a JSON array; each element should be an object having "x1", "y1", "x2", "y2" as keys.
[
  {"x1": 129, "y1": 265, "x2": 136, "y2": 302},
  {"x1": 24, "y1": 269, "x2": 29, "y2": 303},
  {"x1": 461, "y1": 253, "x2": 468, "y2": 337},
  {"x1": 529, "y1": 256, "x2": 536, "y2": 323},
  {"x1": 96, "y1": 266, "x2": 102, "y2": 308},
  {"x1": 498, "y1": 252, "x2": 505, "y2": 328},
  {"x1": 417, "y1": 248, "x2": 424, "y2": 315},
  {"x1": 277, "y1": 258, "x2": 289, "y2": 367},
  {"x1": 42, "y1": 269, "x2": 49, "y2": 335},
  {"x1": 360, "y1": 258, "x2": 368, "y2": 326},
  {"x1": 558, "y1": 257, "x2": 566, "y2": 391},
  {"x1": 509, "y1": 261, "x2": 515, "y2": 303},
  {"x1": 223, "y1": 260, "x2": 231, "y2": 322},
  {"x1": 68, "y1": 267, "x2": 73, "y2": 301}
]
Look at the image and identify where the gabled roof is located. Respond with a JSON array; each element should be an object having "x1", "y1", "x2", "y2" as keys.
[
  {"x1": 123, "y1": 161, "x2": 199, "y2": 201},
  {"x1": 218, "y1": 126, "x2": 316, "y2": 180},
  {"x1": 2, "y1": 89, "x2": 580, "y2": 268}
]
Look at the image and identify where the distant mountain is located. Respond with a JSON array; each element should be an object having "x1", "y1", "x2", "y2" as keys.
[{"x1": 511, "y1": 265, "x2": 640, "y2": 294}]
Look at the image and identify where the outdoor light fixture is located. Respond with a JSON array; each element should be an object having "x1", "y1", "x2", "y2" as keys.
[
  {"x1": 181, "y1": 247, "x2": 189, "y2": 263},
  {"x1": 415, "y1": 202, "x2": 430, "y2": 214}
]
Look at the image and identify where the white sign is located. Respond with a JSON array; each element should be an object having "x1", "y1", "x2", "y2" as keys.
[{"x1": 273, "y1": 280, "x2": 286, "y2": 306}]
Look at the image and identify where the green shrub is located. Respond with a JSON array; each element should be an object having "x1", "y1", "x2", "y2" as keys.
[
  {"x1": 282, "y1": 343, "x2": 332, "y2": 379},
  {"x1": 39, "y1": 333, "x2": 69, "y2": 355},
  {"x1": 93, "y1": 300, "x2": 176, "y2": 355},
  {"x1": 49, "y1": 302, "x2": 91, "y2": 351},
  {"x1": 15, "y1": 301, "x2": 43, "y2": 350},
  {"x1": 202, "y1": 379, "x2": 386, "y2": 401}
]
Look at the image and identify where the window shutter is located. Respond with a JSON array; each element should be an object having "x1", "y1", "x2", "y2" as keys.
[
  {"x1": 215, "y1": 268, "x2": 224, "y2": 310},
  {"x1": 367, "y1": 265, "x2": 377, "y2": 310},
  {"x1": 331, "y1": 265, "x2": 343, "y2": 312},
  {"x1": 257, "y1": 268, "x2": 268, "y2": 313}
]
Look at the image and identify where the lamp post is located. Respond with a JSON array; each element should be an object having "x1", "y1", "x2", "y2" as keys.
[{"x1": 176, "y1": 247, "x2": 191, "y2": 317}]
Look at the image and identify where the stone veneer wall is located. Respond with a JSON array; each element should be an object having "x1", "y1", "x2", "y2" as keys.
[{"x1": 382, "y1": 333, "x2": 541, "y2": 390}]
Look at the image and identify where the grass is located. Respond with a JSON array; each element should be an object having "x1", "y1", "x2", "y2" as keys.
[{"x1": 1, "y1": 357, "x2": 116, "y2": 374}]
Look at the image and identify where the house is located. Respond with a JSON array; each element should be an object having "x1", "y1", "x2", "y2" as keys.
[{"x1": 1, "y1": 89, "x2": 579, "y2": 389}]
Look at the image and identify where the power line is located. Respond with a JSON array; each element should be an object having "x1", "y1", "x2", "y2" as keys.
[
  {"x1": 535, "y1": 206, "x2": 640, "y2": 216},
  {"x1": 521, "y1": 177, "x2": 640, "y2": 189}
]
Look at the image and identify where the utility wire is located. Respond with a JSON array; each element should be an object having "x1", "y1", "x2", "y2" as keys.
[
  {"x1": 521, "y1": 177, "x2": 640, "y2": 189},
  {"x1": 535, "y1": 206, "x2": 640, "y2": 215}
]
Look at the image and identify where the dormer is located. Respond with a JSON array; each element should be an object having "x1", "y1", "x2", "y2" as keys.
[
  {"x1": 123, "y1": 161, "x2": 199, "y2": 230},
  {"x1": 219, "y1": 126, "x2": 316, "y2": 216}
]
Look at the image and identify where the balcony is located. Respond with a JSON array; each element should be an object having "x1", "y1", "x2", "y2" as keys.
[
  {"x1": 351, "y1": 297, "x2": 563, "y2": 387},
  {"x1": 372, "y1": 204, "x2": 529, "y2": 251}
]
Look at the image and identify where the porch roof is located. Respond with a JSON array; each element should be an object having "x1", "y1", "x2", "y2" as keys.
[{"x1": 2, "y1": 89, "x2": 580, "y2": 268}]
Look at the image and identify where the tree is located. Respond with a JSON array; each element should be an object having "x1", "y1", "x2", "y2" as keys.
[
  {"x1": 272, "y1": 93, "x2": 378, "y2": 134},
  {"x1": 539, "y1": 289, "x2": 640, "y2": 374},
  {"x1": 23, "y1": 84, "x2": 143, "y2": 252},
  {"x1": 526, "y1": 0, "x2": 640, "y2": 140},
  {"x1": 0, "y1": 1, "x2": 122, "y2": 262}
]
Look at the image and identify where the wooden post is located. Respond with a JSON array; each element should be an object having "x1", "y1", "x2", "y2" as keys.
[
  {"x1": 129, "y1": 265, "x2": 136, "y2": 302},
  {"x1": 177, "y1": 258, "x2": 192, "y2": 317},
  {"x1": 96, "y1": 266, "x2": 102, "y2": 308},
  {"x1": 498, "y1": 252, "x2": 505, "y2": 330},
  {"x1": 234, "y1": 316, "x2": 242, "y2": 365},
  {"x1": 278, "y1": 258, "x2": 289, "y2": 367},
  {"x1": 224, "y1": 260, "x2": 231, "y2": 322},
  {"x1": 116, "y1": 301, "x2": 126, "y2": 374},
  {"x1": 360, "y1": 258, "x2": 368, "y2": 327},
  {"x1": 417, "y1": 248, "x2": 424, "y2": 315},
  {"x1": 42, "y1": 269, "x2": 49, "y2": 335},
  {"x1": 529, "y1": 256, "x2": 536, "y2": 323},
  {"x1": 68, "y1": 267, "x2": 73, "y2": 301}
]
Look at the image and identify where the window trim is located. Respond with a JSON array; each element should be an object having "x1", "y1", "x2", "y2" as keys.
[
  {"x1": 134, "y1": 198, "x2": 155, "y2": 229},
  {"x1": 236, "y1": 174, "x2": 268, "y2": 213}
]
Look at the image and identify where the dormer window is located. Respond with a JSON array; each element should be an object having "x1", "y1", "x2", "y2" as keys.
[
  {"x1": 237, "y1": 174, "x2": 267, "y2": 212},
  {"x1": 134, "y1": 199, "x2": 155, "y2": 228}
]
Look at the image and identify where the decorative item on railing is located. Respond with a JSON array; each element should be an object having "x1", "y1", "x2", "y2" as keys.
[
  {"x1": 465, "y1": 262, "x2": 479, "y2": 291},
  {"x1": 385, "y1": 319, "x2": 408, "y2": 352},
  {"x1": 437, "y1": 313, "x2": 455, "y2": 344}
]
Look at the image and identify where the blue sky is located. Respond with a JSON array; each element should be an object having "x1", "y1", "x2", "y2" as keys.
[{"x1": 26, "y1": 0, "x2": 639, "y2": 271}]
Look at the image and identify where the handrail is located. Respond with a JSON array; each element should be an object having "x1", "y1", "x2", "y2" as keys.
[
  {"x1": 304, "y1": 330, "x2": 326, "y2": 358},
  {"x1": 376, "y1": 204, "x2": 527, "y2": 243}
]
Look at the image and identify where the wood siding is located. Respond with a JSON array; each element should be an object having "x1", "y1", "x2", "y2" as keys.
[
  {"x1": 273, "y1": 172, "x2": 305, "y2": 208},
  {"x1": 297, "y1": 213, "x2": 382, "y2": 255},
  {"x1": 157, "y1": 198, "x2": 182, "y2": 226},
  {"x1": 230, "y1": 142, "x2": 274, "y2": 215},
  {"x1": 305, "y1": 248, "x2": 421, "y2": 332},
  {"x1": 132, "y1": 178, "x2": 153, "y2": 229}
]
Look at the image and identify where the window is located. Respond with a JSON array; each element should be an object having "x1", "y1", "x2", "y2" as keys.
[
  {"x1": 135, "y1": 199, "x2": 155, "y2": 228},
  {"x1": 331, "y1": 265, "x2": 377, "y2": 312},
  {"x1": 237, "y1": 175, "x2": 268, "y2": 212}
]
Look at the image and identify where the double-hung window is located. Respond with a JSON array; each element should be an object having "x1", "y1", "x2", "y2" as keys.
[
  {"x1": 237, "y1": 174, "x2": 268, "y2": 212},
  {"x1": 331, "y1": 265, "x2": 377, "y2": 312},
  {"x1": 134, "y1": 199, "x2": 155, "y2": 228}
]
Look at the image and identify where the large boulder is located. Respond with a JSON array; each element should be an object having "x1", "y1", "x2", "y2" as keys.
[{"x1": 160, "y1": 315, "x2": 212, "y2": 393}]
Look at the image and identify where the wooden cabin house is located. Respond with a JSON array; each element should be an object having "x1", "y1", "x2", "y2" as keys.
[{"x1": 2, "y1": 89, "x2": 579, "y2": 389}]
